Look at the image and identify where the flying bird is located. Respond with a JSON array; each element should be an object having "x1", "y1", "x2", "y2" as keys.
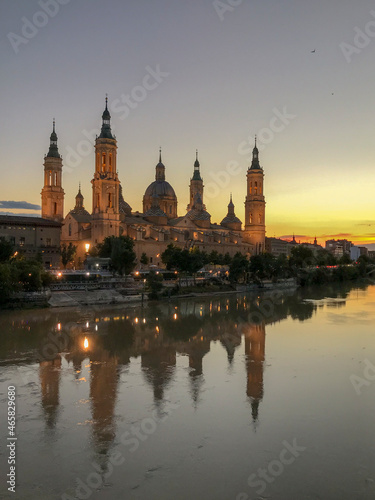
[{"x1": 311, "y1": 49, "x2": 316, "y2": 53}]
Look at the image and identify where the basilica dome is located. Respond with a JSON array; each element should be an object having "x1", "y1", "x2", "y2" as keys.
[
  {"x1": 143, "y1": 150, "x2": 178, "y2": 219},
  {"x1": 144, "y1": 179, "x2": 176, "y2": 199}
]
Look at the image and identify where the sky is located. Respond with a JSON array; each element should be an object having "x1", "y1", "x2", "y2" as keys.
[{"x1": 1, "y1": 0, "x2": 375, "y2": 248}]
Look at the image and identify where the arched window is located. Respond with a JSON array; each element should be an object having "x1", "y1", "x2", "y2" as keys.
[
  {"x1": 250, "y1": 213, "x2": 253, "y2": 224},
  {"x1": 49, "y1": 171, "x2": 52, "y2": 186},
  {"x1": 54, "y1": 172, "x2": 58, "y2": 186},
  {"x1": 108, "y1": 193, "x2": 112, "y2": 208},
  {"x1": 250, "y1": 182, "x2": 252, "y2": 195},
  {"x1": 68, "y1": 223, "x2": 72, "y2": 236},
  {"x1": 169, "y1": 205, "x2": 172, "y2": 214},
  {"x1": 102, "y1": 153, "x2": 106, "y2": 172},
  {"x1": 254, "y1": 181, "x2": 258, "y2": 195},
  {"x1": 96, "y1": 194, "x2": 100, "y2": 208},
  {"x1": 54, "y1": 202, "x2": 57, "y2": 215},
  {"x1": 109, "y1": 154, "x2": 112, "y2": 172}
]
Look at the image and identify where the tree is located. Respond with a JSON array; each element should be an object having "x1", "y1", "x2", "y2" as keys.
[
  {"x1": 249, "y1": 253, "x2": 276, "y2": 281},
  {"x1": 289, "y1": 245, "x2": 314, "y2": 269},
  {"x1": 229, "y1": 252, "x2": 249, "y2": 283},
  {"x1": 108, "y1": 236, "x2": 137, "y2": 277},
  {"x1": 60, "y1": 243, "x2": 77, "y2": 269},
  {"x1": 339, "y1": 253, "x2": 352, "y2": 265},
  {"x1": 140, "y1": 252, "x2": 149, "y2": 266},
  {"x1": 0, "y1": 239, "x2": 14, "y2": 262},
  {"x1": 315, "y1": 249, "x2": 337, "y2": 267},
  {"x1": 161, "y1": 244, "x2": 181, "y2": 270},
  {"x1": 146, "y1": 270, "x2": 164, "y2": 299}
]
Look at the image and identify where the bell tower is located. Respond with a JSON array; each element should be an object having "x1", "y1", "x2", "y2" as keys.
[
  {"x1": 41, "y1": 120, "x2": 64, "y2": 222},
  {"x1": 187, "y1": 150, "x2": 205, "y2": 211},
  {"x1": 244, "y1": 139, "x2": 266, "y2": 254},
  {"x1": 91, "y1": 97, "x2": 120, "y2": 244}
]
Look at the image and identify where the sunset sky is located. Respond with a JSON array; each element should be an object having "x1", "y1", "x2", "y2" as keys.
[{"x1": 1, "y1": 0, "x2": 375, "y2": 248}]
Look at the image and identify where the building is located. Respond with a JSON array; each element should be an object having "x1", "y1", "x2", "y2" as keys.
[
  {"x1": 265, "y1": 237, "x2": 292, "y2": 257},
  {"x1": 0, "y1": 215, "x2": 61, "y2": 268},
  {"x1": 45, "y1": 99, "x2": 268, "y2": 267},
  {"x1": 244, "y1": 138, "x2": 266, "y2": 254},
  {"x1": 325, "y1": 239, "x2": 352, "y2": 256}
]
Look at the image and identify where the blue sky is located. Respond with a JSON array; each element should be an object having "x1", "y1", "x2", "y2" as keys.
[{"x1": 1, "y1": 0, "x2": 375, "y2": 247}]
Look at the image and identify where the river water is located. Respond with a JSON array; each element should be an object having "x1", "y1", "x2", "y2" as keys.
[{"x1": 0, "y1": 283, "x2": 374, "y2": 500}]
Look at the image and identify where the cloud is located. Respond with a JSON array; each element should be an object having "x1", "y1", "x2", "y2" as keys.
[
  {"x1": 280, "y1": 234, "x2": 307, "y2": 239},
  {"x1": 0, "y1": 211, "x2": 41, "y2": 217},
  {"x1": 0, "y1": 201, "x2": 41, "y2": 210},
  {"x1": 319, "y1": 233, "x2": 352, "y2": 238}
]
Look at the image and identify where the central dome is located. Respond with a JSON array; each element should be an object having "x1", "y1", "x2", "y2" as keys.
[
  {"x1": 143, "y1": 150, "x2": 178, "y2": 219},
  {"x1": 144, "y1": 180, "x2": 176, "y2": 198}
]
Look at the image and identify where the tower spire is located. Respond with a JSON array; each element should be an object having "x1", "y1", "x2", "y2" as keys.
[
  {"x1": 47, "y1": 119, "x2": 60, "y2": 158},
  {"x1": 192, "y1": 149, "x2": 202, "y2": 180},
  {"x1": 99, "y1": 95, "x2": 114, "y2": 139},
  {"x1": 250, "y1": 137, "x2": 261, "y2": 170},
  {"x1": 155, "y1": 148, "x2": 165, "y2": 181}
]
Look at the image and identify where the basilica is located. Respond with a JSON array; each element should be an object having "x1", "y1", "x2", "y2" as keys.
[{"x1": 41, "y1": 99, "x2": 266, "y2": 267}]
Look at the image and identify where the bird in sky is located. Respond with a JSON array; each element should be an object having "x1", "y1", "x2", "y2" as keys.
[{"x1": 311, "y1": 49, "x2": 316, "y2": 53}]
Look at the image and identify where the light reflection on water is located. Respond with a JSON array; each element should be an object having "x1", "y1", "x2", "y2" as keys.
[{"x1": 0, "y1": 283, "x2": 374, "y2": 499}]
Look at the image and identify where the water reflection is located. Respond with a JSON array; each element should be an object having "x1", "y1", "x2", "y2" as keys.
[
  {"x1": 39, "y1": 356, "x2": 61, "y2": 429},
  {"x1": 0, "y1": 285, "x2": 366, "y2": 458}
]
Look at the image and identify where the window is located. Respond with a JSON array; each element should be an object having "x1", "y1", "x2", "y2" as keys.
[
  {"x1": 19, "y1": 237, "x2": 25, "y2": 246},
  {"x1": 96, "y1": 194, "x2": 100, "y2": 208},
  {"x1": 150, "y1": 257, "x2": 153, "y2": 263},
  {"x1": 169, "y1": 205, "x2": 172, "y2": 214},
  {"x1": 46, "y1": 238, "x2": 51, "y2": 247},
  {"x1": 250, "y1": 213, "x2": 253, "y2": 224},
  {"x1": 102, "y1": 153, "x2": 106, "y2": 171},
  {"x1": 109, "y1": 154, "x2": 112, "y2": 172},
  {"x1": 49, "y1": 171, "x2": 52, "y2": 186},
  {"x1": 54, "y1": 202, "x2": 57, "y2": 215},
  {"x1": 254, "y1": 181, "x2": 258, "y2": 195},
  {"x1": 68, "y1": 223, "x2": 72, "y2": 237},
  {"x1": 54, "y1": 172, "x2": 58, "y2": 186},
  {"x1": 250, "y1": 182, "x2": 252, "y2": 194},
  {"x1": 258, "y1": 214, "x2": 261, "y2": 224},
  {"x1": 108, "y1": 193, "x2": 112, "y2": 208}
]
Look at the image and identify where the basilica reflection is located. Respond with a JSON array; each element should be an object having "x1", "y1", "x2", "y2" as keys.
[{"x1": 0, "y1": 286, "x2": 349, "y2": 470}]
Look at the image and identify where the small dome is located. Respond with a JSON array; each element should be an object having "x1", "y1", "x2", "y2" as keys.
[
  {"x1": 144, "y1": 180, "x2": 177, "y2": 199},
  {"x1": 186, "y1": 208, "x2": 211, "y2": 221},
  {"x1": 145, "y1": 205, "x2": 168, "y2": 218},
  {"x1": 220, "y1": 214, "x2": 242, "y2": 225}
]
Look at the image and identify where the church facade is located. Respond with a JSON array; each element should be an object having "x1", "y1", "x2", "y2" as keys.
[{"x1": 41, "y1": 99, "x2": 266, "y2": 268}]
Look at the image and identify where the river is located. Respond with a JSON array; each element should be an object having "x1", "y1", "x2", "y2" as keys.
[{"x1": 0, "y1": 282, "x2": 374, "y2": 499}]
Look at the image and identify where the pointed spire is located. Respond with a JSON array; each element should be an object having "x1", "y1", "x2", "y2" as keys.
[
  {"x1": 155, "y1": 148, "x2": 165, "y2": 181},
  {"x1": 75, "y1": 183, "x2": 84, "y2": 210},
  {"x1": 192, "y1": 149, "x2": 202, "y2": 181},
  {"x1": 47, "y1": 119, "x2": 60, "y2": 158},
  {"x1": 250, "y1": 137, "x2": 261, "y2": 170},
  {"x1": 99, "y1": 95, "x2": 114, "y2": 139}
]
